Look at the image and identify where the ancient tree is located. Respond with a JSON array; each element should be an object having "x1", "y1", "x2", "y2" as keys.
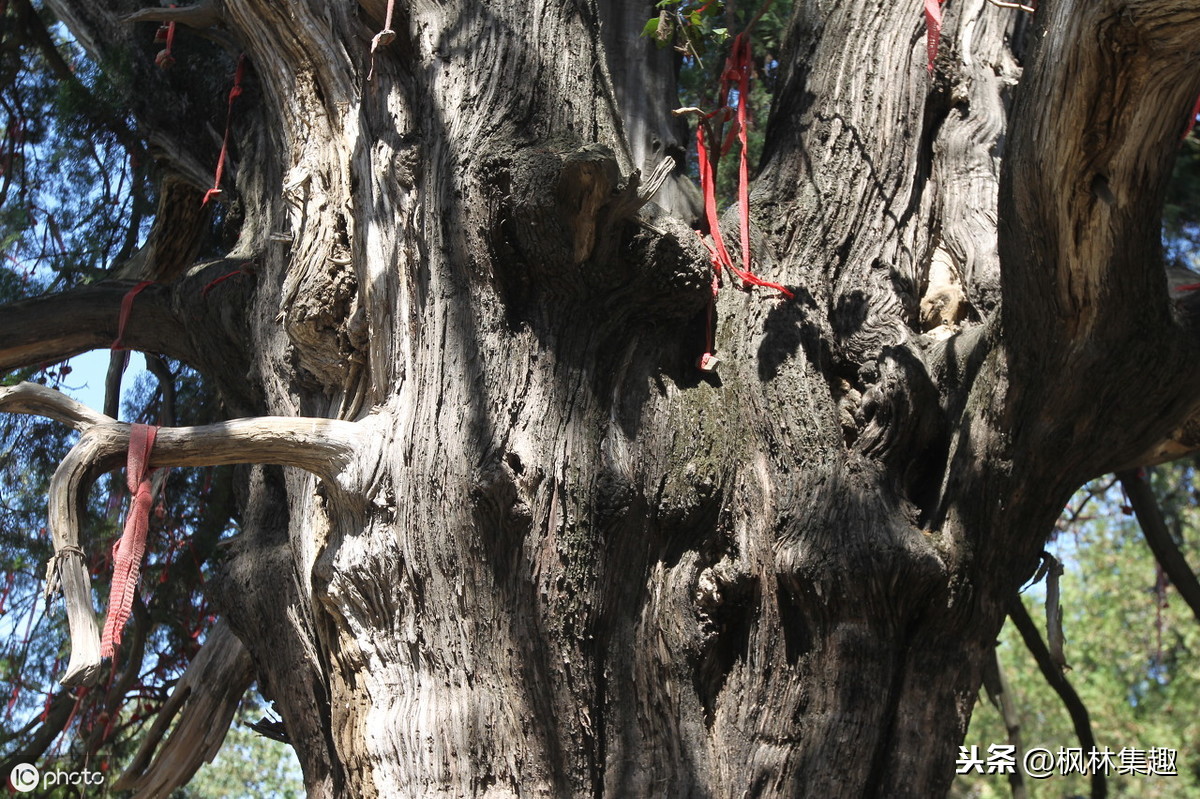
[{"x1": 3, "y1": 0, "x2": 1200, "y2": 796}]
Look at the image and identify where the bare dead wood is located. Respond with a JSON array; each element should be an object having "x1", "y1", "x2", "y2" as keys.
[
  {"x1": 122, "y1": 0, "x2": 221, "y2": 30},
  {"x1": 0, "y1": 381, "x2": 371, "y2": 685},
  {"x1": 1043, "y1": 553, "x2": 1068, "y2": 671},
  {"x1": 0, "y1": 382, "x2": 110, "y2": 430},
  {"x1": 981, "y1": 647, "x2": 1028, "y2": 799},
  {"x1": 112, "y1": 620, "x2": 256, "y2": 797}
]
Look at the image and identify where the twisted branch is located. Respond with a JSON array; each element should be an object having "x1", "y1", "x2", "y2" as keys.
[{"x1": 0, "y1": 381, "x2": 369, "y2": 685}]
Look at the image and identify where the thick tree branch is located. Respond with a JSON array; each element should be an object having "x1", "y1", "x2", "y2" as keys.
[
  {"x1": 0, "y1": 262, "x2": 260, "y2": 413},
  {"x1": 755, "y1": 0, "x2": 938, "y2": 342},
  {"x1": 1121, "y1": 401, "x2": 1200, "y2": 468},
  {"x1": 1003, "y1": 1, "x2": 1200, "y2": 329},
  {"x1": 999, "y1": 0, "x2": 1200, "y2": 470},
  {"x1": 0, "y1": 282, "x2": 191, "y2": 373},
  {"x1": 1116, "y1": 469, "x2": 1200, "y2": 624},
  {"x1": 0, "y1": 689, "x2": 77, "y2": 778},
  {"x1": 0, "y1": 381, "x2": 371, "y2": 685},
  {"x1": 0, "y1": 382, "x2": 110, "y2": 430}
]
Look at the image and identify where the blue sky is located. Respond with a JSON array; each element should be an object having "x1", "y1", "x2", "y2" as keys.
[{"x1": 60, "y1": 349, "x2": 143, "y2": 420}]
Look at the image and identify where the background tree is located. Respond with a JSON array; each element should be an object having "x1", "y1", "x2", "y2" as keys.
[{"x1": 3, "y1": 0, "x2": 1200, "y2": 797}]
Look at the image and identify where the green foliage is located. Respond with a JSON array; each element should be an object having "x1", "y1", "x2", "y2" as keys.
[
  {"x1": 638, "y1": 0, "x2": 789, "y2": 210},
  {"x1": 1, "y1": 0, "x2": 153, "y2": 300},
  {"x1": 643, "y1": 1, "x2": 730, "y2": 65}
]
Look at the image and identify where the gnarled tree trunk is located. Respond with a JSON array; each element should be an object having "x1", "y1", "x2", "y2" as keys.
[{"x1": 5, "y1": 0, "x2": 1200, "y2": 796}]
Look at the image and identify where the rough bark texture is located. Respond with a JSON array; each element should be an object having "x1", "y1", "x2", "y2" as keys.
[{"x1": 6, "y1": 0, "x2": 1200, "y2": 796}]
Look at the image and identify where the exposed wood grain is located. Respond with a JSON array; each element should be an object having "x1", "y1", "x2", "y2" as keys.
[
  {"x1": 112, "y1": 621, "x2": 256, "y2": 797},
  {"x1": 2, "y1": 382, "x2": 368, "y2": 685}
]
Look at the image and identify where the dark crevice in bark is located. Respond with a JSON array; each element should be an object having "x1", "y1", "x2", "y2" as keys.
[{"x1": 694, "y1": 570, "x2": 757, "y2": 726}]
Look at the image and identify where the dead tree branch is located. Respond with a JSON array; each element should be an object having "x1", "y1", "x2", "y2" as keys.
[
  {"x1": 112, "y1": 620, "x2": 255, "y2": 797},
  {"x1": 0, "y1": 381, "x2": 371, "y2": 685}
]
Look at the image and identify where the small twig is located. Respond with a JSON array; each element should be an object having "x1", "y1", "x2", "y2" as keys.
[
  {"x1": 1008, "y1": 597, "x2": 1106, "y2": 799},
  {"x1": 986, "y1": 0, "x2": 1037, "y2": 13},
  {"x1": 1117, "y1": 469, "x2": 1200, "y2": 624}
]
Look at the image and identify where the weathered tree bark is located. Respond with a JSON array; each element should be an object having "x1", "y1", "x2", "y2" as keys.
[{"x1": 5, "y1": 0, "x2": 1200, "y2": 796}]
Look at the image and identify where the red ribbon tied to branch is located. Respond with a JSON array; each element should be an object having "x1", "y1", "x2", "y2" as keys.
[
  {"x1": 203, "y1": 54, "x2": 247, "y2": 206},
  {"x1": 694, "y1": 33, "x2": 793, "y2": 370},
  {"x1": 699, "y1": 33, "x2": 792, "y2": 299},
  {"x1": 111, "y1": 281, "x2": 154, "y2": 351},
  {"x1": 925, "y1": 0, "x2": 945, "y2": 73},
  {"x1": 100, "y1": 423, "x2": 159, "y2": 659}
]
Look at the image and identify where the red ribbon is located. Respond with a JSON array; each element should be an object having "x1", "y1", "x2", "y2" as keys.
[
  {"x1": 100, "y1": 423, "x2": 158, "y2": 659},
  {"x1": 925, "y1": 0, "x2": 944, "y2": 74},
  {"x1": 154, "y1": 19, "x2": 177, "y2": 69},
  {"x1": 200, "y1": 263, "x2": 250, "y2": 297},
  {"x1": 203, "y1": 55, "x2": 247, "y2": 206},
  {"x1": 696, "y1": 33, "x2": 794, "y2": 300},
  {"x1": 111, "y1": 281, "x2": 153, "y2": 351},
  {"x1": 1184, "y1": 93, "x2": 1200, "y2": 141}
]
